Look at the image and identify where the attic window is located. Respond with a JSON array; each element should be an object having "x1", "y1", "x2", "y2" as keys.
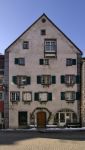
[
  {"x1": 42, "y1": 18, "x2": 46, "y2": 23},
  {"x1": 41, "y1": 29, "x2": 46, "y2": 35}
]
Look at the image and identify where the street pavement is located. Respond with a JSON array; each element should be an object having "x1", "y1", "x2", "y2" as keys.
[{"x1": 0, "y1": 130, "x2": 85, "y2": 150}]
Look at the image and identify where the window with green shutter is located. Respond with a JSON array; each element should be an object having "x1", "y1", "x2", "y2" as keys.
[
  {"x1": 76, "y1": 75, "x2": 80, "y2": 84},
  {"x1": 26, "y1": 76, "x2": 31, "y2": 84},
  {"x1": 72, "y1": 59, "x2": 76, "y2": 65},
  {"x1": 15, "y1": 58, "x2": 19, "y2": 64},
  {"x1": 48, "y1": 93, "x2": 52, "y2": 101},
  {"x1": 34, "y1": 93, "x2": 39, "y2": 101},
  {"x1": 39, "y1": 59, "x2": 43, "y2": 65},
  {"x1": 52, "y1": 76, "x2": 56, "y2": 84},
  {"x1": 37, "y1": 76, "x2": 41, "y2": 84},
  {"x1": 12, "y1": 76, "x2": 17, "y2": 84},
  {"x1": 76, "y1": 92, "x2": 80, "y2": 100},
  {"x1": 61, "y1": 75, "x2": 65, "y2": 83},
  {"x1": 61, "y1": 92, "x2": 65, "y2": 100}
]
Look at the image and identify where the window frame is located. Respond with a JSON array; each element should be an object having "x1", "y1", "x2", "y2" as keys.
[
  {"x1": 15, "y1": 58, "x2": 25, "y2": 65},
  {"x1": 65, "y1": 75, "x2": 76, "y2": 86},
  {"x1": 65, "y1": 91, "x2": 76, "y2": 101},
  {"x1": 22, "y1": 91, "x2": 32, "y2": 102},
  {"x1": 41, "y1": 75, "x2": 51, "y2": 85},
  {"x1": 41, "y1": 29, "x2": 46, "y2": 35},
  {"x1": 10, "y1": 91, "x2": 20, "y2": 102},
  {"x1": 23, "y1": 41, "x2": 29, "y2": 49},
  {"x1": 44, "y1": 39, "x2": 57, "y2": 57}
]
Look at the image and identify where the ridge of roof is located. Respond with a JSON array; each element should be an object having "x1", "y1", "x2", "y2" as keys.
[{"x1": 5, "y1": 13, "x2": 82, "y2": 55}]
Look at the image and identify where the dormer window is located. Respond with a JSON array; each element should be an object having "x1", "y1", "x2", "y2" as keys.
[{"x1": 23, "y1": 41, "x2": 29, "y2": 49}]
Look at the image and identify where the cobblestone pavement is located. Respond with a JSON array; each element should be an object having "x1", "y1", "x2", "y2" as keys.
[{"x1": 0, "y1": 130, "x2": 85, "y2": 150}]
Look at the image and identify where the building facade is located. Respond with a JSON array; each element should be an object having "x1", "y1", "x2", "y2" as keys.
[
  {"x1": 4, "y1": 14, "x2": 82, "y2": 128},
  {"x1": 0, "y1": 54, "x2": 4, "y2": 128},
  {"x1": 81, "y1": 58, "x2": 85, "y2": 126}
]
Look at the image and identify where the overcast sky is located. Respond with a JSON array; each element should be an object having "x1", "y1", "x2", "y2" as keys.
[{"x1": 0, "y1": 0, "x2": 85, "y2": 55}]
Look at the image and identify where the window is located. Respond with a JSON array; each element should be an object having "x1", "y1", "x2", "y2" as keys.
[
  {"x1": 66, "y1": 58, "x2": 76, "y2": 66},
  {"x1": 23, "y1": 41, "x2": 29, "y2": 49},
  {"x1": 15, "y1": 58, "x2": 25, "y2": 65},
  {"x1": 65, "y1": 91, "x2": 75, "y2": 101},
  {"x1": 41, "y1": 75, "x2": 51, "y2": 85},
  {"x1": 39, "y1": 59, "x2": 49, "y2": 65},
  {"x1": 0, "y1": 78, "x2": 3, "y2": 85},
  {"x1": 39, "y1": 92, "x2": 47, "y2": 101},
  {"x1": 34, "y1": 92, "x2": 52, "y2": 101},
  {"x1": 61, "y1": 91, "x2": 80, "y2": 101},
  {"x1": 37, "y1": 75, "x2": 56, "y2": 85},
  {"x1": 22, "y1": 92, "x2": 32, "y2": 102},
  {"x1": 44, "y1": 39, "x2": 57, "y2": 57},
  {"x1": 10, "y1": 92, "x2": 20, "y2": 101},
  {"x1": 42, "y1": 18, "x2": 46, "y2": 23},
  {"x1": 12, "y1": 76, "x2": 31, "y2": 86},
  {"x1": 41, "y1": 29, "x2": 46, "y2": 35},
  {"x1": 0, "y1": 92, "x2": 3, "y2": 100},
  {"x1": 65, "y1": 75, "x2": 76, "y2": 85},
  {"x1": 61, "y1": 75, "x2": 80, "y2": 85}
]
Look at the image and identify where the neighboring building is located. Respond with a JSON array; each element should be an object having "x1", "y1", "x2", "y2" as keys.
[
  {"x1": 81, "y1": 58, "x2": 85, "y2": 126},
  {"x1": 0, "y1": 54, "x2": 4, "y2": 128},
  {"x1": 4, "y1": 14, "x2": 82, "y2": 128}
]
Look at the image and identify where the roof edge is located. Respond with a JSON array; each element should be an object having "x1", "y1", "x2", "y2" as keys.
[{"x1": 5, "y1": 13, "x2": 83, "y2": 55}]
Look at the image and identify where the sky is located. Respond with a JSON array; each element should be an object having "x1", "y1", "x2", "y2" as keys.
[{"x1": 0, "y1": 0, "x2": 85, "y2": 55}]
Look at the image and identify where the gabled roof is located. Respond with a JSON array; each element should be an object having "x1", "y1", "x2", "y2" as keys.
[{"x1": 5, "y1": 13, "x2": 82, "y2": 55}]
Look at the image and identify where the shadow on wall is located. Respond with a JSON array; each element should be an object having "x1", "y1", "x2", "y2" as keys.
[{"x1": 0, "y1": 130, "x2": 85, "y2": 145}]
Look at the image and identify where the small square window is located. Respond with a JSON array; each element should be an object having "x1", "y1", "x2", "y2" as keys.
[
  {"x1": 22, "y1": 92, "x2": 32, "y2": 102},
  {"x1": 23, "y1": 41, "x2": 29, "y2": 49},
  {"x1": 41, "y1": 30, "x2": 46, "y2": 35}
]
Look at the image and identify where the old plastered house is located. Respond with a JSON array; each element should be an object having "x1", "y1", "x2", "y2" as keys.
[
  {"x1": 81, "y1": 58, "x2": 85, "y2": 127},
  {"x1": 4, "y1": 14, "x2": 82, "y2": 128}
]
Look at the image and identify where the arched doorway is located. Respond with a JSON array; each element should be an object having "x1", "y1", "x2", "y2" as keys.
[
  {"x1": 37, "y1": 112, "x2": 46, "y2": 128},
  {"x1": 54, "y1": 109, "x2": 77, "y2": 126}
]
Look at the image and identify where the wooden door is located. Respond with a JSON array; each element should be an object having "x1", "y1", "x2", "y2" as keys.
[{"x1": 37, "y1": 112, "x2": 46, "y2": 128}]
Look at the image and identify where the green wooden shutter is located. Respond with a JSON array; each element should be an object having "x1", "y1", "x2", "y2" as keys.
[
  {"x1": 37, "y1": 76, "x2": 41, "y2": 84},
  {"x1": 34, "y1": 93, "x2": 39, "y2": 101},
  {"x1": 76, "y1": 75, "x2": 80, "y2": 84},
  {"x1": 61, "y1": 75, "x2": 65, "y2": 83},
  {"x1": 52, "y1": 76, "x2": 56, "y2": 84},
  {"x1": 76, "y1": 92, "x2": 80, "y2": 100},
  {"x1": 72, "y1": 59, "x2": 76, "y2": 65},
  {"x1": 48, "y1": 93, "x2": 52, "y2": 101},
  {"x1": 15, "y1": 58, "x2": 19, "y2": 64},
  {"x1": 39, "y1": 59, "x2": 43, "y2": 65},
  {"x1": 61, "y1": 92, "x2": 65, "y2": 100},
  {"x1": 12, "y1": 76, "x2": 17, "y2": 84},
  {"x1": 26, "y1": 76, "x2": 31, "y2": 84}
]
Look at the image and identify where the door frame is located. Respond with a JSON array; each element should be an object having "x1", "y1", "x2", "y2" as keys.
[{"x1": 37, "y1": 111, "x2": 46, "y2": 128}]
